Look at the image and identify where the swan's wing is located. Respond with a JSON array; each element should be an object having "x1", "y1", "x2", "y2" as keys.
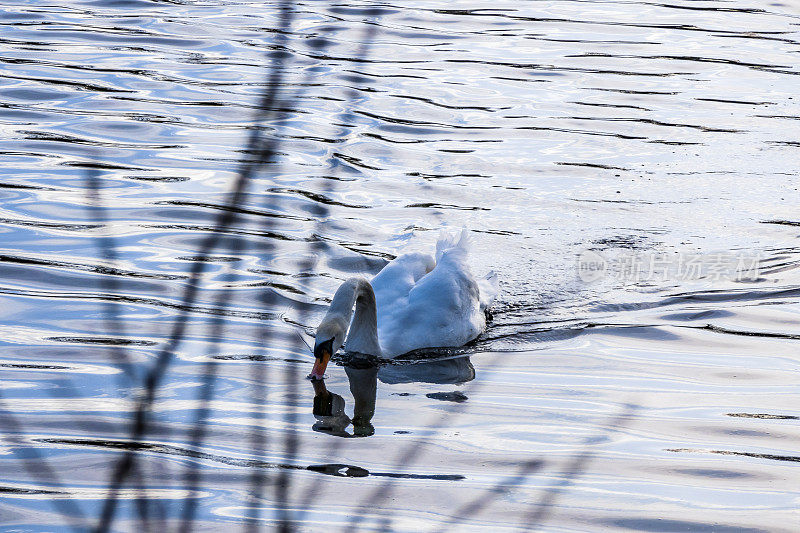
[
  {"x1": 375, "y1": 228, "x2": 499, "y2": 357},
  {"x1": 371, "y1": 251, "x2": 434, "y2": 309},
  {"x1": 374, "y1": 228, "x2": 468, "y2": 306},
  {"x1": 407, "y1": 247, "x2": 481, "y2": 324},
  {"x1": 380, "y1": 247, "x2": 484, "y2": 356}
]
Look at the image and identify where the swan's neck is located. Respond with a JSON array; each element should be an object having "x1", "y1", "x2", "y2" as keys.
[{"x1": 327, "y1": 278, "x2": 382, "y2": 357}]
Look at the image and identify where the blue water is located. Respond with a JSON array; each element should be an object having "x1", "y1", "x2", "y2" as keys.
[{"x1": 1, "y1": 0, "x2": 799, "y2": 531}]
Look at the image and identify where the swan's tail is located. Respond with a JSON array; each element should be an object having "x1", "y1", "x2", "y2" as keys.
[
  {"x1": 436, "y1": 228, "x2": 499, "y2": 310},
  {"x1": 478, "y1": 270, "x2": 499, "y2": 311},
  {"x1": 435, "y1": 227, "x2": 471, "y2": 262}
]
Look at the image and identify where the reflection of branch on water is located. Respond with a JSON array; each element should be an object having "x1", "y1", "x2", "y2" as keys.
[
  {"x1": 95, "y1": 2, "x2": 298, "y2": 530},
  {"x1": 523, "y1": 402, "x2": 640, "y2": 531},
  {"x1": 0, "y1": 158, "x2": 155, "y2": 533},
  {"x1": 0, "y1": 408, "x2": 89, "y2": 533},
  {"x1": 435, "y1": 459, "x2": 544, "y2": 533},
  {"x1": 0, "y1": 1, "x2": 650, "y2": 531}
]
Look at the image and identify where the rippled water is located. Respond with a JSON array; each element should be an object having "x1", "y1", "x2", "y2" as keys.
[{"x1": 1, "y1": 0, "x2": 800, "y2": 531}]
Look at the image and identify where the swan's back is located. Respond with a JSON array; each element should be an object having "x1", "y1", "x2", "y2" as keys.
[
  {"x1": 372, "y1": 229, "x2": 498, "y2": 357},
  {"x1": 370, "y1": 251, "x2": 434, "y2": 310}
]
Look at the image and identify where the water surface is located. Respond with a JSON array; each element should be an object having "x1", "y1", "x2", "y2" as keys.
[{"x1": 1, "y1": 0, "x2": 799, "y2": 531}]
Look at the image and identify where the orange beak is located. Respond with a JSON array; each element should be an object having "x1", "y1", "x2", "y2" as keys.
[{"x1": 310, "y1": 348, "x2": 331, "y2": 380}]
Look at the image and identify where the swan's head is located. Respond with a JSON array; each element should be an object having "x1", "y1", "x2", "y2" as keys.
[{"x1": 309, "y1": 318, "x2": 345, "y2": 380}]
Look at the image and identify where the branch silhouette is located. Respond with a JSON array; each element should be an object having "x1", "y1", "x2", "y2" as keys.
[{"x1": 95, "y1": 2, "x2": 296, "y2": 531}]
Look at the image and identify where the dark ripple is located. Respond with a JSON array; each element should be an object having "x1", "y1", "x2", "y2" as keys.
[
  {"x1": 0, "y1": 253, "x2": 185, "y2": 281},
  {"x1": 571, "y1": 52, "x2": 792, "y2": 71},
  {"x1": 0, "y1": 486, "x2": 62, "y2": 495},
  {"x1": 593, "y1": 286, "x2": 800, "y2": 313},
  {"x1": 560, "y1": 116, "x2": 743, "y2": 133},
  {"x1": 587, "y1": 87, "x2": 679, "y2": 95},
  {"x1": 36, "y1": 437, "x2": 463, "y2": 481},
  {"x1": 570, "y1": 101, "x2": 652, "y2": 111},
  {"x1": 356, "y1": 109, "x2": 500, "y2": 129},
  {"x1": 60, "y1": 161, "x2": 152, "y2": 171},
  {"x1": 0, "y1": 363, "x2": 71, "y2": 370},
  {"x1": 1, "y1": 74, "x2": 133, "y2": 94},
  {"x1": 516, "y1": 124, "x2": 648, "y2": 140},
  {"x1": 601, "y1": 518, "x2": 768, "y2": 533},
  {"x1": 155, "y1": 200, "x2": 313, "y2": 222},
  {"x1": 668, "y1": 448, "x2": 800, "y2": 464},
  {"x1": 727, "y1": 413, "x2": 799, "y2": 420},
  {"x1": 46, "y1": 336, "x2": 157, "y2": 346},
  {"x1": 444, "y1": 58, "x2": 694, "y2": 77},
  {"x1": 701, "y1": 324, "x2": 800, "y2": 340},
  {"x1": 387, "y1": 93, "x2": 499, "y2": 111},
  {"x1": 406, "y1": 171, "x2": 490, "y2": 179},
  {"x1": 697, "y1": 97, "x2": 775, "y2": 106},
  {"x1": 0, "y1": 181, "x2": 54, "y2": 191},
  {"x1": 19, "y1": 130, "x2": 184, "y2": 150},
  {"x1": 0, "y1": 217, "x2": 99, "y2": 231},
  {"x1": 674, "y1": 468, "x2": 755, "y2": 479},
  {"x1": 405, "y1": 202, "x2": 489, "y2": 211},
  {"x1": 330, "y1": 153, "x2": 384, "y2": 172},
  {"x1": 0, "y1": 286, "x2": 281, "y2": 321}
]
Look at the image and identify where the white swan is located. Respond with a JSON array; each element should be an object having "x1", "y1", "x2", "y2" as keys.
[{"x1": 310, "y1": 229, "x2": 498, "y2": 379}]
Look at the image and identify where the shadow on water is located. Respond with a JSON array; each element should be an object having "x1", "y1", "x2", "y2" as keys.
[
  {"x1": 311, "y1": 365, "x2": 377, "y2": 438},
  {"x1": 311, "y1": 354, "x2": 475, "y2": 438}
]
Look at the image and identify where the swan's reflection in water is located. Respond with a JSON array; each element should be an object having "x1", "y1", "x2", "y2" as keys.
[
  {"x1": 312, "y1": 362, "x2": 378, "y2": 437},
  {"x1": 311, "y1": 355, "x2": 475, "y2": 438},
  {"x1": 378, "y1": 355, "x2": 475, "y2": 385},
  {"x1": 311, "y1": 379, "x2": 352, "y2": 437}
]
